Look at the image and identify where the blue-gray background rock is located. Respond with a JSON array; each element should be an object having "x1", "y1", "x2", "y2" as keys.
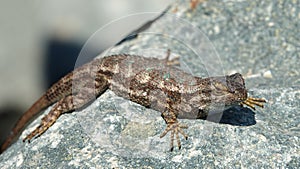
[{"x1": 1, "y1": 0, "x2": 299, "y2": 168}]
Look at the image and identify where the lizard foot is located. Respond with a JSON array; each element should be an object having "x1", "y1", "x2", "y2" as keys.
[
  {"x1": 164, "y1": 49, "x2": 180, "y2": 66},
  {"x1": 23, "y1": 110, "x2": 60, "y2": 143},
  {"x1": 241, "y1": 97, "x2": 266, "y2": 110},
  {"x1": 160, "y1": 122, "x2": 188, "y2": 151},
  {"x1": 167, "y1": 56, "x2": 180, "y2": 66},
  {"x1": 23, "y1": 122, "x2": 51, "y2": 143}
]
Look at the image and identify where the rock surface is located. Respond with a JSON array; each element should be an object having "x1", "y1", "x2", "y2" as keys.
[{"x1": 1, "y1": 0, "x2": 299, "y2": 168}]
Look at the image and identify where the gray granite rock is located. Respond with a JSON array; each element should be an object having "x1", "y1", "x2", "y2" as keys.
[{"x1": 1, "y1": 0, "x2": 299, "y2": 168}]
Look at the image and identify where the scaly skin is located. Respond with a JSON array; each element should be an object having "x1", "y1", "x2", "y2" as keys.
[{"x1": 0, "y1": 53, "x2": 266, "y2": 153}]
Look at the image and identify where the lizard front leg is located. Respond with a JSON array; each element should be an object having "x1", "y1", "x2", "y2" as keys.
[
  {"x1": 160, "y1": 109, "x2": 188, "y2": 151},
  {"x1": 23, "y1": 75, "x2": 109, "y2": 142}
]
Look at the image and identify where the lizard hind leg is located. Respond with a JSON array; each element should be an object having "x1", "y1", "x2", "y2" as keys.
[
  {"x1": 163, "y1": 49, "x2": 180, "y2": 66},
  {"x1": 160, "y1": 111, "x2": 188, "y2": 151},
  {"x1": 23, "y1": 89, "x2": 98, "y2": 143},
  {"x1": 22, "y1": 95, "x2": 75, "y2": 142},
  {"x1": 23, "y1": 74, "x2": 109, "y2": 143}
]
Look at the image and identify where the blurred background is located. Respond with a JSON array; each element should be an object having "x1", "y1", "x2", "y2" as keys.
[{"x1": 0, "y1": 0, "x2": 172, "y2": 144}]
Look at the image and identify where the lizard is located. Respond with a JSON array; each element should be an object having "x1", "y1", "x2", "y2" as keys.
[{"x1": 0, "y1": 50, "x2": 266, "y2": 153}]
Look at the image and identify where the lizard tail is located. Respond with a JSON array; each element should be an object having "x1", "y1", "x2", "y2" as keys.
[{"x1": 0, "y1": 95, "x2": 50, "y2": 153}]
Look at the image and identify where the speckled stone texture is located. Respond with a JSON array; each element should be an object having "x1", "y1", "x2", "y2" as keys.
[{"x1": 0, "y1": 0, "x2": 299, "y2": 168}]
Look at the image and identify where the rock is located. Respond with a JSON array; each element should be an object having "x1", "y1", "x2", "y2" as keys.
[{"x1": 1, "y1": 0, "x2": 299, "y2": 168}]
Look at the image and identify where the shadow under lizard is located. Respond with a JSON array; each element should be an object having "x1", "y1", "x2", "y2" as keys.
[{"x1": 0, "y1": 51, "x2": 266, "y2": 153}]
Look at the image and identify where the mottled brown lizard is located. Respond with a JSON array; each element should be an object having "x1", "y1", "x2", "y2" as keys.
[{"x1": 0, "y1": 51, "x2": 266, "y2": 153}]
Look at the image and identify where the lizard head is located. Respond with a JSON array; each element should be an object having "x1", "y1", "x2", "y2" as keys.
[{"x1": 208, "y1": 73, "x2": 247, "y2": 107}]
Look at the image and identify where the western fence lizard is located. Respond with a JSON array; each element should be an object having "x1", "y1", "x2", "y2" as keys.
[{"x1": 0, "y1": 50, "x2": 266, "y2": 153}]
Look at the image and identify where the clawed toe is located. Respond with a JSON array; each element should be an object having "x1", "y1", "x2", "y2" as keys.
[
  {"x1": 163, "y1": 49, "x2": 180, "y2": 67},
  {"x1": 22, "y1": 123, "x2": 49, "y2": 143},
  {"x1": 23, "y1": 135, "x2": 32, "y2": 143},
  {"x1": 160, "y1": 122, "x2": 188, "y2": 151},
  {"x1": 242, "y1": 97, "x2": 266, "y2": 110},
  {"x1": 166, "y1": 56, "x2": 180, "y2": 66}
]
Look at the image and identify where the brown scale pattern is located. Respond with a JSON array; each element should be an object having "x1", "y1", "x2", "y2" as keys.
[{"x1": 0, "y1": 54, "x2": 266, "y2": 153}]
